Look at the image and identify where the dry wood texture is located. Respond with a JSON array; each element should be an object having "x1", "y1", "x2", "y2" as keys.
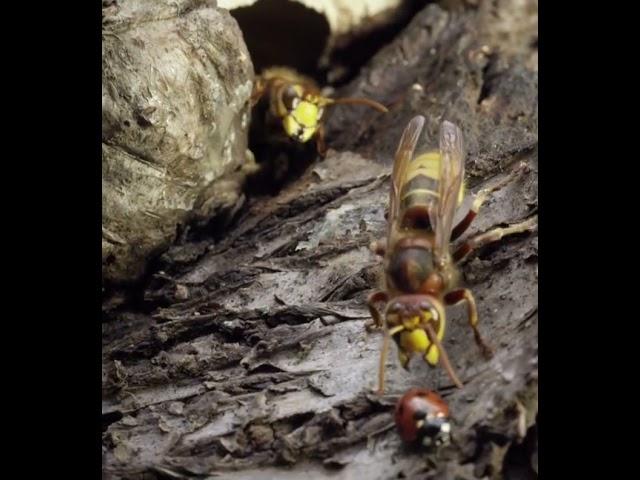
[{"x1": 103, "y1": 2, "x2": 538, "y2": 479}]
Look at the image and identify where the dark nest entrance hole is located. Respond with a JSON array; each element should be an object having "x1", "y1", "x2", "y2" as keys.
[
  {"x1": 230, "y1": 0, "x2": 330, "y2": 83},
  {"x1": 231, "y1": 0, "x2": 431, "y2": 194},
  {"x1": 230, "y1": 0, "x2": 429, "y2": 85}
]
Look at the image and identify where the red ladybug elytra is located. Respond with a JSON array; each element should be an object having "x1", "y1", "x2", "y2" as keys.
[{"x1": 395, "y1": 388, "x2": 451, "y2": 446}]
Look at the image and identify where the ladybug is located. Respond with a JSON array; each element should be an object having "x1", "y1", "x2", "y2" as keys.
[{"x1": 395, "y1": 388, "x2": 451, "y2": 447}]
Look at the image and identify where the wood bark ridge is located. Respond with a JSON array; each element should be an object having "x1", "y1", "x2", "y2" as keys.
[{"x1": 103, "y1": 3, "x2": 538, "y2": 479}]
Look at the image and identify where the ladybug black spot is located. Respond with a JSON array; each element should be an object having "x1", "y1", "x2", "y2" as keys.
[
  {"x1": 412, "y1": 409, "x2": 427, "y2": 420},
  {"x1": 422, "y1": 424, "x2": 441, "y2": 437}
]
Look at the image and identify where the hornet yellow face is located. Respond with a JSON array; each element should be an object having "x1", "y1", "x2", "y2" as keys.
[
  {"x1": 386, "y1": 298, "x2": 446, "y2": 368},
  {"x1": 282, "y1": 99, "x2": 323, "y2": 143},
  {"x1": 258, "y1": 74, "x2": 386, "y2": 155}
]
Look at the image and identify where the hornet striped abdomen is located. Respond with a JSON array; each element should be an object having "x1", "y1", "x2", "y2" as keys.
[{"x1": 399, "y1": 151, "x2": 465, "y2": 231}]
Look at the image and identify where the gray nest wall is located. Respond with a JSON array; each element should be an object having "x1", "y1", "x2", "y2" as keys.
[{"x1": 102, "y1": 0, "x2": 255, "y2": 284}]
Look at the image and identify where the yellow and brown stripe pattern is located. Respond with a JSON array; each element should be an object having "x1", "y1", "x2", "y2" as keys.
[{"x1": 399, "y1": 151, "x2": 464, "y2": 231}]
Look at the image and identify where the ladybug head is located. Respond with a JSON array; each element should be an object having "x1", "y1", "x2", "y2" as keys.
[
  {"x1": 415, "y1": 410, "x2": 451, "y2": 447},
  {"x1": 395, "y1": 389, "x2": 451, "y2": 447}
]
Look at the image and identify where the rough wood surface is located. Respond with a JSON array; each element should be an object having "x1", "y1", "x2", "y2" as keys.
[{"x1": 103, "y1": 2, "x2": 538, "y2": 479}]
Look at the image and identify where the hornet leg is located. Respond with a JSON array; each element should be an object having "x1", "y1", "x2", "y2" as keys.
[
  {"x1": 444, "y1": 289, "x2": 493, "y2": 359},
  {"x1": 377, "y1": 324, "x2": 404, "y2": 395},
  {"x1": 453, "y1": 216, "x2": 537, "y2": 263},
  {"x1": 451, "y1": 162, "x2": 529, "y2": 241},
  {"x1": 366, "y1": 291, "x2": 388, "y2": 332}
]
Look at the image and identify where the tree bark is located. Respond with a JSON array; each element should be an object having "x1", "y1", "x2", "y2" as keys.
[{"x1": 103, "y1": 2, "x2": 538, "y2": 479}]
